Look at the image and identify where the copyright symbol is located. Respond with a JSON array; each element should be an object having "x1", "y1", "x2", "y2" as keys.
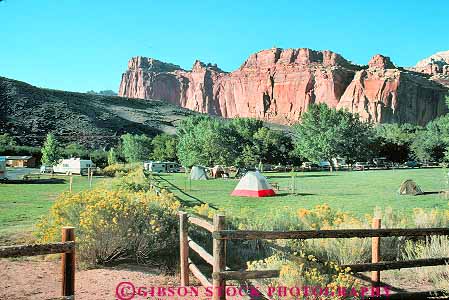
[{"x1": 116, "y1": 281, "x2": 136, "y2": 300}]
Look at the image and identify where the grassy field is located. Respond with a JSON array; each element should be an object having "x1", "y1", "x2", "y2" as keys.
[
  {"x1": 155, "y1": 168, "x2": 449, "y2": 218},
  {"x1": 0, "y1": 173, "x2": 109, "y2": 238},
  {"x1": 1, "y1": 167, "x2": 448, "y2": 241}
]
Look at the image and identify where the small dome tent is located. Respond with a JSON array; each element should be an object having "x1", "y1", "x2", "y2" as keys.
[
  {"x1": 398, "y1": 179, "x2": 424, "y2": 195},
  {"x1": 190, "y1": 166, "x2": 208, "y2": 180},
  {"x1": 231, "y1": 171, "x2": 275, "y2": 197}
]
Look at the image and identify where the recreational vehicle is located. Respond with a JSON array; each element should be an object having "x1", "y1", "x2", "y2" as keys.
[
  {"x1": 53, "y1": 158, "x2": 95, "y2": 175},
  {"x1": 143, "y1": 161, "x2": 180, "y2": 173},
  {"x1": 0, "y1": 156, "x2": 7, "y2": 180},
  {"x1": 332, "y1": 158, "x2": 348, "y2": 170}
]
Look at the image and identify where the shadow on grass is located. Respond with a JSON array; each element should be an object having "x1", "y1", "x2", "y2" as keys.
[
  {"x1": 155, "y1": 175, "x2": 219, "y2": 210},
  {"x1": 1, "y1": 178, "x2": 66, "y2": 184},
  {"x1": 422, "y1": 191, "x2": 442, "y2": 195},
  {"x1": 267, "y1": 174, "x2": 337, "y2": 179},
  {"x1": 274, "y1": 192, "x2": 316, "y2": 197}
]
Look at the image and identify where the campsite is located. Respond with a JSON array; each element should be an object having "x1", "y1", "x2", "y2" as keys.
[{"x1": 153, "y1": 168, "x2": 448, "y2": 218}]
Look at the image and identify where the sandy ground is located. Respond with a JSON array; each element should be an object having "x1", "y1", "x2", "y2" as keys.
[
  {"x1": 0, "y1": 258, "x2": 444, "y2": 300},
  {"x1": 0, "y1": 258, "x2": 204, "y2": 300}
]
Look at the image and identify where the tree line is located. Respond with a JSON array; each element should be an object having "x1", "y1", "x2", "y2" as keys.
[{"x1": 1, "y1": 101, "x2": 449, "y2": 168}]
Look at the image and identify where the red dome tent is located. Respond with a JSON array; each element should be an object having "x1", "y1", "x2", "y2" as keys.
[{"x1": 231, "y1": 171, "x2": 276, "y2": 197}]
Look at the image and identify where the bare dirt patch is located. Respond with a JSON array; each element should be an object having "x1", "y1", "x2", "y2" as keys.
[{"x1": 0, "y1": 258, "x2": 203, "y2": 300}]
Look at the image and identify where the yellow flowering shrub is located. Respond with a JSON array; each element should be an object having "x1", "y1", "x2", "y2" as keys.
[
  {"x1": 35, "y1": 173, "x2": 180, "y2": 266},
  {"x1": 247, "y1": 252, "x2": 360, "y2": 300},
  {"x1": 294, "y1": 204, "x2": 371, "y2": 265},
  {"x1": 192, "y1": 203, "x2": 225, "y2": 219},
  {"x1": 112, "y1": 168, "x2": 152, "y2": 192},
  {"x1": 102, "y1": 163, "x2": 140, "y2": 177}
]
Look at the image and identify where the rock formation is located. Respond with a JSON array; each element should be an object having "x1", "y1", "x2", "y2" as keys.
[
  {"x1": 118, "y1": 48, "x2": 449, "y2": 125},
  {"x1": 411, "y1": 50, "x2": 449, "y2": 87},
  {"x1": 337, "y1": 54, "x2": 448, "y2": 124}
]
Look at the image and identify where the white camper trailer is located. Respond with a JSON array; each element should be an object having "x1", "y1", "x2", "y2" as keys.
[
  {"x1": 53, "y1": 158, "x2": 95, "y2": 175},
  {"x1": 0, "y1": 156, "x2": 7, "y2": 180},
  {"x1": 143, "y1": 161, "x2": 179, "y2": 173}
]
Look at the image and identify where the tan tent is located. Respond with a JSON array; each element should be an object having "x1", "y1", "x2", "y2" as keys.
[
  {"x1": 398, "y1": 179, "x2": 423, "y2": 195},
  {"x1": 211, "y1": 165, "x2": 225, "y2": 178}
]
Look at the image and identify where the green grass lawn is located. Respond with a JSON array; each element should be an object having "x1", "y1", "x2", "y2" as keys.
[
  {"x1": 1, "y1": 167, "x2": 448, "y2": 241},
  {"x1": 0, "y1": 175, "x2": 110, "y2": 237},
  {"x1": 155, "y1": 168, "x2": 449, "y2": 218}
]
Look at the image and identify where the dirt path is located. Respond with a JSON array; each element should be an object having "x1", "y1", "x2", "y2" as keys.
[{"x1": 0, "y1": 258, "x2": 202, "y2": 300}]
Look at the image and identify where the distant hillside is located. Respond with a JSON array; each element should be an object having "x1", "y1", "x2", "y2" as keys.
[{"x1": 0, "y1": 76, "x2": 198, "y2": 148}]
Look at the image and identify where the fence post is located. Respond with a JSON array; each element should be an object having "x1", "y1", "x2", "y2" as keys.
[
  {"x1": 213, "y1": 214, "x2": 226, "y2": 300},
  {"x1": 69, "y1": 176, "x2": 73, "y2": 193},
  {"x1": 179, "y1": 212, "x2": 189, "y2": 286},
  {"x1": 61, "y1": 226, "x2": 75, "y2": 297},
  {"x1": 89, "y1": 169, "x2": 93, "y2": 188},
  {"x1": 371, "y1": 218, "x2": 381, "y2": 286}
]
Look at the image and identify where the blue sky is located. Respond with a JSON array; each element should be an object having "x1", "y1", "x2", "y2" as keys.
[{"x1": 0, "y1": 0, "x2": 448, "y2": 92}]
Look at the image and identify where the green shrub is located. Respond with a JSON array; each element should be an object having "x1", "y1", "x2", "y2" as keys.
[{"x1": 402, "y1": 236, "x2": 449, "y2": 290}]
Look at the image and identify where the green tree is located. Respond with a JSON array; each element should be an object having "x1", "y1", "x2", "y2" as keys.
[
  {"x1": 41, "y1": 133, "x2": 60, "y2": 166},
  {"x1": 151, "y1": 134, "x2": 178, "y2": 161},
  {"x1": 240, "y1": 144, "x2": 260, "y2": 167},
  {"x1": 372, "y1": 123, "x2": 419, "y2": 162},
  {"x1": 120, "y1": 134, "x2": 152, "y2": 163},
  {"x1": 107, "y1": 147, "x2": 118, "y2": 165},
  {"x1": 292, "y1": 104, "x2": 372, "y2": 170},
  {"x1": 253, "y1": 127, "x2": 293, "y2": 165},
  {"x1": 411, "y1": 115, "x2": 449, "y2": 163},
  {"x1": 176, "y1": 116, "x2": 238, "y2": 167},
  {"x1": 64, "y1": 143, "x2": 88, "y2": 158},
  {"x1": 229, "y1": 118, "x2": 264, "y2": 142},
  {"x1": 0, "y1": 133, "x2": 16, "y2": 150}
]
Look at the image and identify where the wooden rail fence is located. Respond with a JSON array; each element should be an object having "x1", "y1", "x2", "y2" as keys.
[
  {"x1": 0, "y1": 227, "x2": 76, "y2": 300},
  {"x1": 179, "y1": 212, "x2": 449, "y2": 299}
]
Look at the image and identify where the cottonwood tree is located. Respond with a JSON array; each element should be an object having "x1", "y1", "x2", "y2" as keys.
[
  {"x1": 371, "y1": 123, "x2": 419, "y2": 163},
  {"x1": 120, "y1": 134, "x2": 152, "y2": 163},
  {"x1": 411, "y1": 115, "x2": 449, "y2": 163},
  {"x1": 151, "y1": 134, "x2": 177, "y2": 161},
  {"x1": 41, "y1": 133, "x2": 60, "y2": 166},
  {"x1": 293, "y1": 103, "x2": 372, "y2": 170},
  {"x1": 176, "y1": 116, "x2": 238, "y2": 167},
  {"x1": 107, "y1": 147, "x2": 118, "y2": 165}
]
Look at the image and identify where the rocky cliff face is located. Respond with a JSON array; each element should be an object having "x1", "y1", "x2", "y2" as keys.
[
  {"x1": 337, "y1": 54, "x2": 448, "y2": 124},
  {"x1": 118, "y1": 48, "x2": 449, "y2": 125}
]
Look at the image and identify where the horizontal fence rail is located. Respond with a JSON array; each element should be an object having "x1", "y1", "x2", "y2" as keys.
[
  {"x1": 188, "y1": 237, "x2": 214, "y2": 266},
  {"x1": 189, "y1": 216, "x2": 214, "y2": 232},
  {"x1": 213, "y1": 227, "x2": 449, "y2": 240},
  {"x1": 341, "y1": 257, "x2": 449, "y2": 272},
  {"x1": 213, "y1": 270, "x2": 280, "y2": 281},
  {"x1": 0, "y1": 241, "x2": 75, "y2": 258},
  {"x1": 188, "y1": 258, "x2": 212, "y2": 287}
]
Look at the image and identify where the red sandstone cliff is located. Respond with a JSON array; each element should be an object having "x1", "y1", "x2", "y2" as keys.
[{"x1": 118, "y1": 48, "x2": 448, "y2": 125}]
